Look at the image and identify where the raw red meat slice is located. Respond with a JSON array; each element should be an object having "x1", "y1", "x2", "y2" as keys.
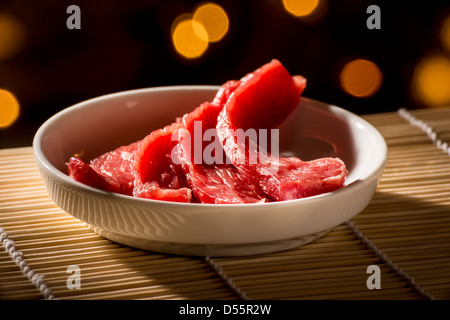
[
  {"x1": 132, "y1": 181, "x2": 192, "y2": 203},
  {"x1": 225, "y1": 60, "x2": 306, "y2": 131},
  {"x1": 132, "y1": 123, "x2": 192, "y2": 202},
  {"x1": 217, "y1": 59, "x2": 347, "y2": 201},
  {"x1": 67, "y1": 141, "x2": 139, "y2": 196},
  {"x1": 212, "y1": 80, "x2": 241, "y2": 106},
  {"x1": 257, "y1": 157, "x2": 348, "y2": 201},
  {"x1": 133, "y1": 123, "x2": 187, "y2": 189},
  {"x1": 177, "y1": 100, "x2": 268, "y2": 204},
  {"x1": 67, "y1": 157, "x2": 123, "y2": 194},
  {"x1": 67, "y1": 123, "x2": 193, "y2": 202}
]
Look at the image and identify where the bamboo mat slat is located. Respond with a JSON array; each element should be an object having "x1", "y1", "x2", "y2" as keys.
[{"x1": 1, "y1": 108, "x2": 450, "y2": 300}]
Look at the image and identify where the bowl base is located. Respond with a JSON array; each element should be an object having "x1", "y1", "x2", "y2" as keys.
[{"x1": 89, "y1": 226, "x2": 330, "y2": 257}]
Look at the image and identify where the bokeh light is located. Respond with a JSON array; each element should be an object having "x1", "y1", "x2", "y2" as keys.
[
  {"x1": 172, "y1": 3, "x2": 229, "y2": 59},
  {"x1": 282, "y1": 0, "x2": 327, "y2": 22},
  {"x1": 412, "y1": 54, "x2": 450, "y2": 107},
  {"x1": 0, "y1": 14, "x2": 26, "y2": 60},
  {"x1": 0, "y1": 89, "x2": 20, "y2": 129},
  {"x1": 193, "y1": 3, "x2": 229, "y2": 43},
  {"x1": 172, "y1": 17, "x2": 209, "y2": 59},
  {"x1": 339, "y1": 59, "x2": 383, "y2": 98},
  {"x1": 440, "y1": 15, "x2": 450, "y2": 52},
  {"x1": 283, "y1": 0, "x2": 319, "y2": 17}
]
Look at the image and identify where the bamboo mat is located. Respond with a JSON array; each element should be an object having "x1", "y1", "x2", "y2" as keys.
[{"x1": 1, "y1": 107, "x2": 450, "y2": 300}]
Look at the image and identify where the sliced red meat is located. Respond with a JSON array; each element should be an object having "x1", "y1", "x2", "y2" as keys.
[
  {"x1": 212, "y1": 80, "x2": 241, "y2": 106},
  {"x1": 257, "y1": 157, "x2": 348, "y2": 201},
  {"x1": 177, "y1": 100, "x2": 268, "y2": 204},
  {"x1": 226, "y1": 60, "x2": 306, "y2": 130},
  {"x1": 67, "y1": 141, "x2": 138, "y2": 196},
  {"x1": 67, "y1": 59, "x2": 347, "y2": 203},
  {"x1": 216, "y1": 59, "x2": 347, "y2": 201},
  {"x1": 67, "y1": 123, "x2": 193, "y2": 203},
  {"x1": 67, "y1": 157, "x2": 121, "y2": 193},
  {"x1": 133, "y1": 123, "x2": 187, "y2": 189},
  {"x1": 132, "y1": 123, "x2": 192, "y2": 202},
  {"x1": 133, "y1": 181, "x2": 192, "y2": 203}
]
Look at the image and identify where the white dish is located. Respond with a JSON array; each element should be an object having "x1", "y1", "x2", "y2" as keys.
[{"x1": 33, "y1": 86, "x2": 387, "y2": 256}]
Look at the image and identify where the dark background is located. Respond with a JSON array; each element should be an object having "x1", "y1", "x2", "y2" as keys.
[{"x1": 1, "y1": 0, "x2": 450, "y2": 148}]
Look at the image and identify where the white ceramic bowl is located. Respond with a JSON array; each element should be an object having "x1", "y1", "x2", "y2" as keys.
[{"x1": 33, "y1": 86, "x2": 387, "y2": 256}]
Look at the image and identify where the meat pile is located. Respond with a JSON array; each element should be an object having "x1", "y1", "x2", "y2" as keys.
[{"x1": 67, "y1": 60, "x2": 347, "y2": 203}]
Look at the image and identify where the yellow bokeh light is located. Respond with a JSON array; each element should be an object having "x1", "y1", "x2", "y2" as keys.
[
  {"x1": 412, "y1": 54, "x2": 450, "y2": 107},
  {"x1": 339, "y1": 59, "x2": 383, "y2": 98},
  {"x1": 0, "y1": 14, "x2": 25, "y2": 60},
  {"x1": 283, "y1": 0, "x2": 319, "y2": 17},
  {"x1": 440, "y1": 15, "x2": 450, "y2": 52},
  {"x1": 193, "y1": 3, "x2": 229, "y2": 43},
  {"x1": 0, "y1": 89, "x2": 20, "y2": 128},
  {"x1": 172, "y1": 18, "x2": 209, "y2": 59}
]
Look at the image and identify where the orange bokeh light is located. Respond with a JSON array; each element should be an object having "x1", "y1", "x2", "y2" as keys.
[
  {"x1": 282, "y1": 0, "x2": 327, "y2": 23},
  {"x1": 0, "y1": 14, "x2": 25, "y2": 60},
  {"x1": 193, "y1": 3, "x2": 229, "y2": 43},
  {"x1": 171, "y1": 17, "x2": 209, "y2": 59},
  {"x1": 171, "y1": 3, "x2": 229, "y2": 59},
  {"x1": 412, "y1": 54, "x2": 450, "y2": 107},
  {"x1": 0, "y1": 89, "x2": 20, "y2": 128},
  {"x1": 440, "y1": 15, "x2": 450, "y2": 52},
  {"x1": 339, "y1": 59, "x2": 383, "y2": 98}
]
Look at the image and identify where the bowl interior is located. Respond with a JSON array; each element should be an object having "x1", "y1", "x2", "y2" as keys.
[{"x1": 279, "y1": 98, "x2": 386, "y2": 185}]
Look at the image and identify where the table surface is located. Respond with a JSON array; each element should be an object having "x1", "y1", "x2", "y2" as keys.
[{"x1": 1, "y1": 107, "x2": 450, "y2": 300}]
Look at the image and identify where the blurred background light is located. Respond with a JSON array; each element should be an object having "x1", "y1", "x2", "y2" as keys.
[
  {"x1": 282, "y1": 0, "x2": 327, "y2": 22},
  {"x1": 172, "y1": 2, "x2": 229, "y2": 59},
  {"x1": 339, "y1": 59, "x2": 383, "y2": 98},
  {"x1": 171, "y1": 16, "x2": 209, "y2": 59},
  {"x1": 412, "y1": 54, "x2": 450, "y2": 107},
  {"x1": 0, "y1": 2, "x2": 449, "y2": 148},
  {"x1": 193, "y1": 3, "x2": 229, "y2": 43},
  {"x1": 0, "y1": 13, "x2": 26, "y2": 60},
  {"x1": 0, "y1": 89, "x2": 20, "y2": 129},
  {"x1": 440, "y1": 14, "x2": 450, "y2": 52}
]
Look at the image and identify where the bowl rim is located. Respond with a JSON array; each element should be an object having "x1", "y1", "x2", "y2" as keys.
[{"x1": 33, "y1": 85, "x2": 388, "y2": 209}]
